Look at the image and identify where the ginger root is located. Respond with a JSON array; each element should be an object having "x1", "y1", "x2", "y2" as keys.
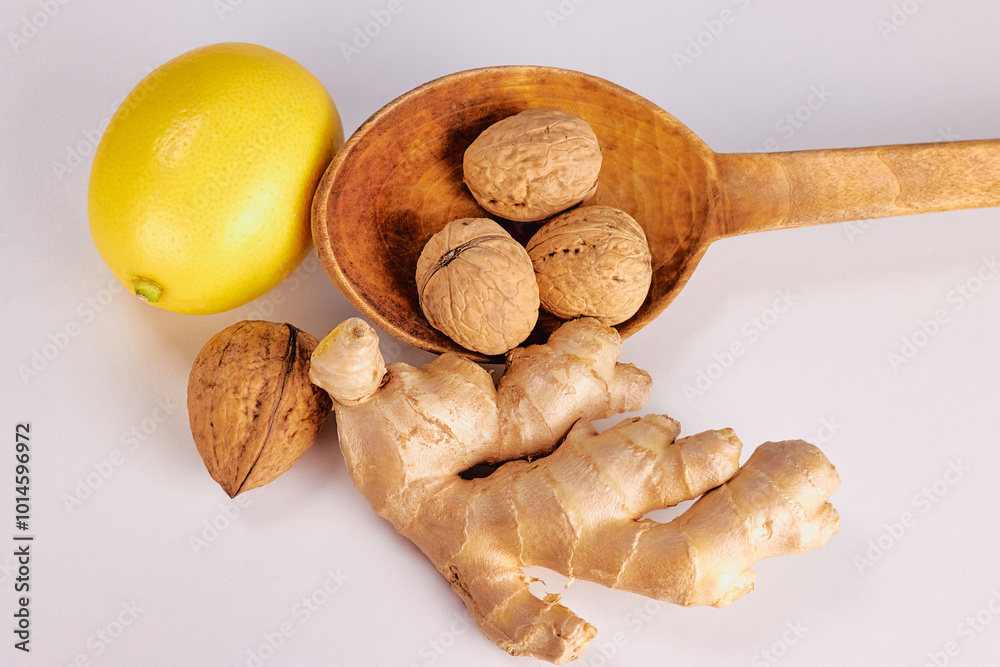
[{"x1": 311, "y1": 317, "x2": 839, "y2": 663}]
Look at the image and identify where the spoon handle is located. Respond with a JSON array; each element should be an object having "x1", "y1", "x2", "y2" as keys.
[{"x1": 714, "y1": 140, "x2": 1000, "y2": 238}]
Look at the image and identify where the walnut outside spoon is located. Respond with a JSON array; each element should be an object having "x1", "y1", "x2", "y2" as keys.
[{"x1": 312, "y1": 65, "x2": 1000, "y2": 362}]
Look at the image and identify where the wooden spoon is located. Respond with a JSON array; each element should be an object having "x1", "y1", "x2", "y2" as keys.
[{"x1": 312, "y1": 65, "x2": 1000, "y2": 362}]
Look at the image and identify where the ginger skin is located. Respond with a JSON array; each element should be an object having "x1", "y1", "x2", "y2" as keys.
[{"x1": 311, "y1": 317, "x2": 840, "y2": 664}]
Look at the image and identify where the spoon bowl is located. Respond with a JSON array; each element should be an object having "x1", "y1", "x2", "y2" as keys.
[{"x1": 312, "y1": 66, "x2": 1000, "y2": 362}]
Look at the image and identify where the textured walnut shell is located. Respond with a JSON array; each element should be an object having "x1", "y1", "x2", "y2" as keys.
[
  {"x1": 527, "y1": 206, "x2": 652, "y2": 325},
  {"x1": 416, "y1": 218, "x2": 539, "y2": 355},
  {"x1": 187, "y1": 320, "x2": 332, "y2": 497},
  {"x1": 463, "y1": 108, "x2": 602, "y2": 222}
]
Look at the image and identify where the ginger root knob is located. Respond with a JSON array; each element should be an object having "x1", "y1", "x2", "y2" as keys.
[{"x1": 309, "y1": 318, "x2": 387, "y2": 405}]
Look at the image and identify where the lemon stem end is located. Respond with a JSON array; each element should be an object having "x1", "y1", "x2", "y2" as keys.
[{"x1": 132, "y1": 277, "x2": 163, "y2": 303}]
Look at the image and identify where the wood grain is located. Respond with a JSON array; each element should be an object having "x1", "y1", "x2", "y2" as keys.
[{"x1": 716, "y1": 141, "x2": 1000, "y2": 236}]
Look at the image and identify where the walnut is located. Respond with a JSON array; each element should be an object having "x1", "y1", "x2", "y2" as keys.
[
  {"x1": 416, "y1": 218, "x2": 539, "y2": 355},
  {"x1": 463, "y1": 108, "x2": 602, "y2": 222},
  {"x1": 187, "y1": 320, "x2": 332, "y2": 497},
  {"x1": 527, "y1": 206, "x2": 652, "y2": 325}
]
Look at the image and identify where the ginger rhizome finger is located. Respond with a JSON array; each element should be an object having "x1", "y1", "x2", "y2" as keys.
[
  {"x1": 310, "y1": 317, "x2": 840, "y2": 663},
  {"x1": 308, "y1": 318, "x2": 386, "y2": 405}
]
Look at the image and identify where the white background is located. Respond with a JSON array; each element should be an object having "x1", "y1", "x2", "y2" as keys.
[{"x1": 3, "y1": 1, "x2": 1000, "y2": 666}]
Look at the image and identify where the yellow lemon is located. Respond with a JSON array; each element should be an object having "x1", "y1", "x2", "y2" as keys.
[{"x1": 88, "y1": 42, "x2": 344, "y2": 314}]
